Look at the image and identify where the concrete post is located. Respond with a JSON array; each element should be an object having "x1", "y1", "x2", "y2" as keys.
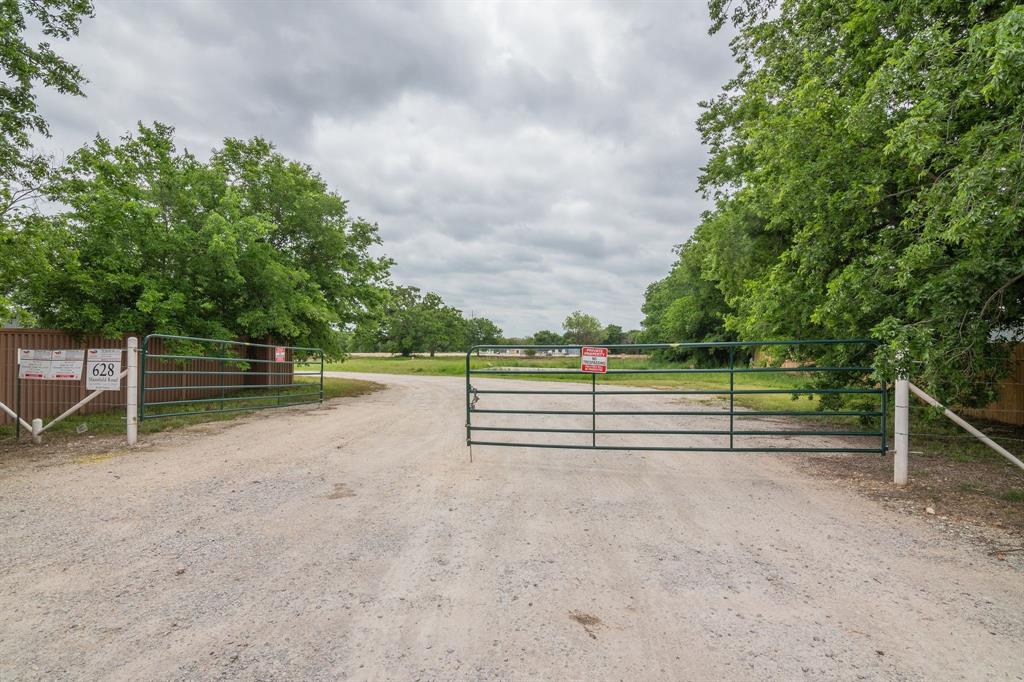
[
  {"x1": 31, "y1": 418, "x2": 42, "y2": 445},
  {"x1": 127, "y1": 337, "x2": 138, "y2": 446},
  {"x1": 894, "y1": 376, "x2": 909, "y2": 486}
]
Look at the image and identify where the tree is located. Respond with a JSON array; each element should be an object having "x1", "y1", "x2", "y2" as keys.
[
  {"x1": 375, "y1": 287, "x2": 467, "y2": 356},
  {"x1": 602, "y1": 324, "x2": 625, "y2": 346},
  {"x1": 465, "y1": 316, "x2": 503, "y2": 348},
  {"x1": 562, "y1": 311, "x2": 603, "y2": 345},
  {"x1": 1, "y1": 0, "x2": 94, "y2": 322},
  {"x1": 643, "y1": 0, "x2": 1023, "y2": 403},
  {"x1": 11, "y1": 123, "x2": 392, "y2": 354},
  {"x1": 531, "y1": 329, "x2": 564, "y2": 346},
  {"x1": 1, "y1": 0, "x2": 92, "y2": 212},
  {"x1": 641, "y1": 238, "x2": 733, "y2": 349}
]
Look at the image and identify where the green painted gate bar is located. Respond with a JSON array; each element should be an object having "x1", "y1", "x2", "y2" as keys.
[
  {"x1": 139, "y1": 334, "x2": 324, "y2": 421},
  {"x1": 465, "y1": 339, "x2": 887, "y2": 454}
]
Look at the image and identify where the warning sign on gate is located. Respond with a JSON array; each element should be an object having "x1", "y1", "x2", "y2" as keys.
[
  {"x1": 274, "y1": 346, "x2": 286, "y2": 362},
  {"x1": 580, "y1": 346, "x2": 608, "y2": 373}
]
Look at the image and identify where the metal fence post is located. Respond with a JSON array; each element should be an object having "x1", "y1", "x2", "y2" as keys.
[
  {"x1": 127, "y1": 337, "x2": 138, "y2": 446},
  {"x1": 591, "y1": 373, "x2": 596, "y2": 448},
  {"x1": 139, "y1": 335, "x2": 148, "y2": 423},
  {"x1": 894, "y1": 375, "x2": 909, "y2": 486},
  {"x1": 220, "y1": 342, "x2": 226, "y2": 412},
  {"x1": 880, "y1": 380, "x2": 888, "y2": 456},
  {"x1": 728, "y1": 347, "x2": 735, "y2": 449},
  {"x1": 15, "y1": 351, "x2": 20, "y2": 442},
  {"x1": 465, "y1": 349, "x2": 473, "y2": 445}
]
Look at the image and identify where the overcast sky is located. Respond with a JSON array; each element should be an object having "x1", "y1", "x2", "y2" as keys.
[{"x1": 34, "y1": 1, "x2": 738, "y2": 337}]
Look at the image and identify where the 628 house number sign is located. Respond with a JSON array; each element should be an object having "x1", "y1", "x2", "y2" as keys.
[{"x1": 86, "y1": 348, "x2": 122, "y2": 391}]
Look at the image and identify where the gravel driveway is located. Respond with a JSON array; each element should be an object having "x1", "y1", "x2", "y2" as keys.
[{"x1": 1, "y1": 372, "x2": 1021, "y2": 680}]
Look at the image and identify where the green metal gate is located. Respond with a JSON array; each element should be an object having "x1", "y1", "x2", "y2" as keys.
[
  {"x1": 139, "y1": 334, "x2": 324, "y2": 421},
  {"x1": 465, "y1": 339, "x2": 886, "y2": 454}
]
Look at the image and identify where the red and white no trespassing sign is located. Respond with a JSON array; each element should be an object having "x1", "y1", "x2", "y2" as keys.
[{"x1": 580, "y1": 346, "x2": 608, "y2": 373}]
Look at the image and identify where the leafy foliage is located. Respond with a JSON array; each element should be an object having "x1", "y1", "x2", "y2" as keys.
[
  {"x1": 562, "y1": 310, "x2": 603, "y2": 345},
  {"x1": 1, "y1": 0, "x2": 93, "y2": 320},
  {"x1": 644, "y1": 0, "x2": 1024, "y2": 405},
  {"x1": 602, "y1": 324, "x2": 625, "y2": 346},
  {"x1": 356, "y1": 286, "x2": 500, "y2": 356},
  {"x1": 0, "y1": 0, "x2": 92, "y2": 210},
  {"x1": 10, "y1": 123, "x2": 391, "y2": 353},
  {"x1": 530, "y1": 329, "x2": 564, "y2": 345},
  {"x1": 465, "y1": 316, "x2": 503, "y2": 348}
]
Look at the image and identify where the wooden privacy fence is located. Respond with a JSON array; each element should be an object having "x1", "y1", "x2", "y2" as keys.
[
  {"x1": 1, "y1": 329, "x2": 293, "y2": 426},
  {"x1": 963, "y1": 344, "x2": 1024, "y2": 427}
]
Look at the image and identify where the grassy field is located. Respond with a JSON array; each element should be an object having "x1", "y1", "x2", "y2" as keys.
[
  {"x1": 0, "y1": 377, "x2": 382, "y2": 441},
  {"x1": 313, "y1": 354, "x2": 882, "y2": 417}
]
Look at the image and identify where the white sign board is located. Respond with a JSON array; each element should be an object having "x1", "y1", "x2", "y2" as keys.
[
  {"x1": 86, "y1": 348, "x2": 122, "y2": 391},
  {"x1": 18, "y1": 349, "x2": 53, "y2": 380},
  {"x1": 50, "y1": 349, "x2": 84, "y2": 381},
  {"x1": 18, "y1": 349, "x2": 85, "y2": 381}
]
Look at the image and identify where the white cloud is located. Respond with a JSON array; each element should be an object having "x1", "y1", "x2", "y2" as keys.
[{"x1": 33, "y1": 0, "x2": 737, "y2": 336}]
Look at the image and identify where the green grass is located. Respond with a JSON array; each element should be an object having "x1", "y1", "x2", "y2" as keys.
[
  {"x1": 307, "y1": 354, "x2": 881, "y2": 418},
  {"x1": 1000, "y1": 489, "x2": 1024, "y2": 504},
  {"x1": 957, "y1": 480, "x2": 989, "y2": 494},
  {"x1": 0, "y1": 377, "x2": 382, "y2": 440},
  {"x1": 957, "y1": 482, "x2": 1024, "y2": 506}
]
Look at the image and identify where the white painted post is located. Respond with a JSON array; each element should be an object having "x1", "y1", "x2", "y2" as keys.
[
  {"x1": 894, "y1": 376, "x2": 909, "y2": 486},
  {"x1": 31, "y1": 418, "x2": 42, "y2": 445},
  {"x1": 126, "y1": 337, "x2": 138, "y2": 446}
]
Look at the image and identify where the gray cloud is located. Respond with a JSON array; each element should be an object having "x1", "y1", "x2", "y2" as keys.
[{"x1": 33, "y1": 0, "x2": 737, "y2": 336}]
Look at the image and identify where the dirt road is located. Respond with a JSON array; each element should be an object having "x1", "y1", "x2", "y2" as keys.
[{"x1": 2, "y1": 373, "x2": 1021, "y2": 680}]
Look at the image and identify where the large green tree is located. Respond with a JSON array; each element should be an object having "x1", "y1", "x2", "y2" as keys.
[
  {"x1": 1, "y1": 0, "x2": 94, "y2": 321},
  {"x1": 602, "y1": 324, "x2": 625, "y2": 346},
  {"x1": 1, "y1": 0, "x2": 92, "y2": 213},
  {"x1": 372, "y1": 286, "x2": 468, "y2": 356},
  {"x1": 641, "y1": 239, "x2": 730, "y2": 344},
  {"x1": 641, "y1": 238, "x2": 735, "y2": 363},
  {"x1": 12, "y1": 123, "x2": 391, "y2": 353},
  {"x1": 465, "y1": 316, "x2": 503, "y2": 348},
  {"x1": 530, "y1": 329, "x2": 564, "y2": 345},
  {"x1": 562, "y1": 311, "x2": 603, "y2": 345},
  {"x1": 645, "y1": 0, "x2": 1023, "y2": 404}
]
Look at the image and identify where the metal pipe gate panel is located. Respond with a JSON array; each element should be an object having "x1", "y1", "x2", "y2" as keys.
[
  {"x1": 465, "y1": 339, "x2": 886, "y2": 454},
  {"x1": 139, "y1": 334, "x2": 324, "y2": 421}
]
